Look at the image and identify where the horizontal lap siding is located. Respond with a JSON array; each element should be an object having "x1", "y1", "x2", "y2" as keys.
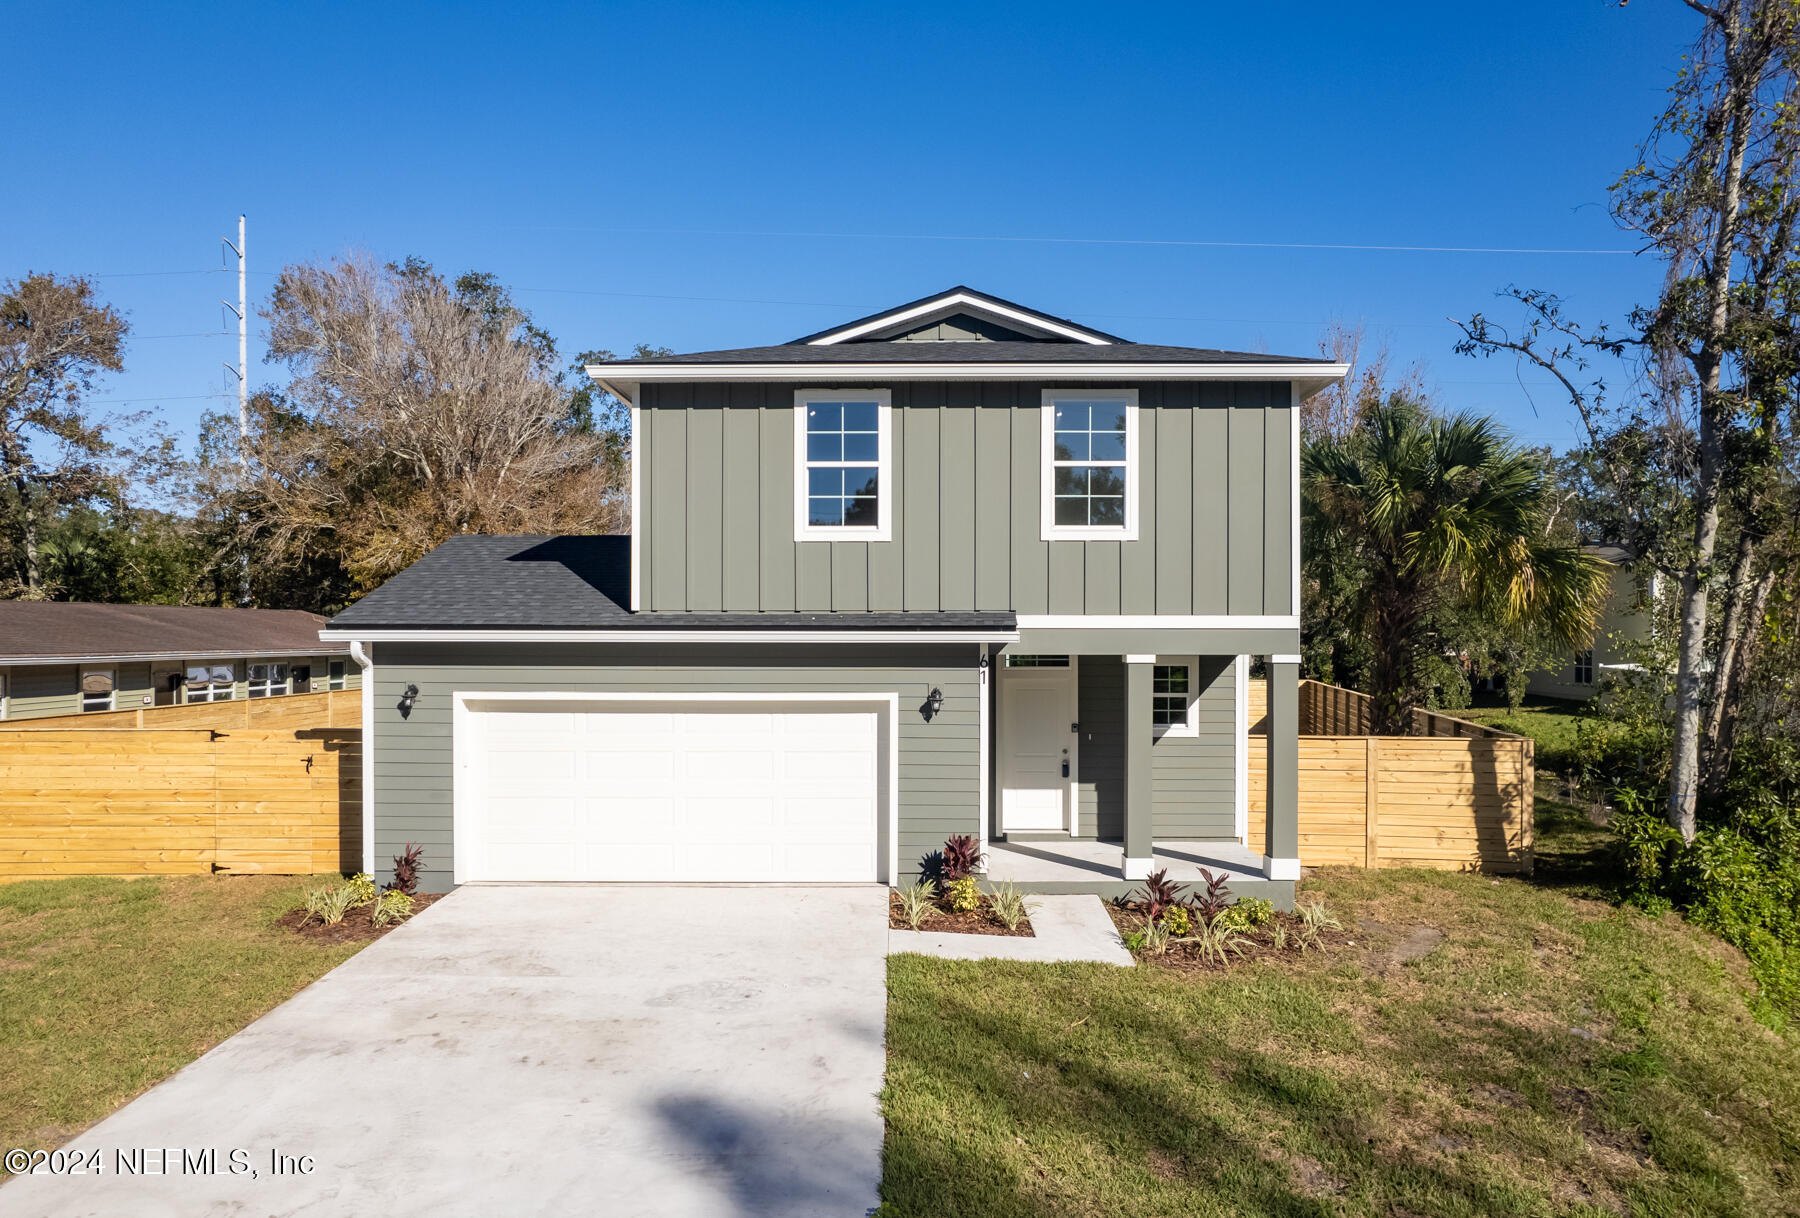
[
  {"x1": 1151, "y1": 656, "x2": 1236, "y2": 838},
  {"x1": 371, "y1": 643, "x2": 982, "y2": 890},
  {"x1": 640, "y1": 381, "x2": 1294, "y2": 615},
  {"x1": 6, "y1": 666, "x2": 79, "y2": 720}
]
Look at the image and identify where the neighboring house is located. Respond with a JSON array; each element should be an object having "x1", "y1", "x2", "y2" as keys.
[
  {"x1": 0, "y1": 602, "x2": 358, "y2": 721},
  {"x1": 323, "y1": 286, "x2": 1347, "y2": 898},
  {"x1": 1526, "y1": 544, "x2": 1659, "y2": 701}
]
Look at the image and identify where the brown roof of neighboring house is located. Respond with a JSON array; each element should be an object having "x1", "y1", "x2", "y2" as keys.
[{"x1": 0, "y1": 602, "x2": 344, "y2": 664}]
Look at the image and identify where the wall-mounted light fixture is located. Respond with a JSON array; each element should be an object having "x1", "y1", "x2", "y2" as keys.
[
  {"x1": 398, "y1": 684, "x2": 419, "y2": 719},
  {"x1": 921, "y1": 686, "x2": 945, "y2": 722}
]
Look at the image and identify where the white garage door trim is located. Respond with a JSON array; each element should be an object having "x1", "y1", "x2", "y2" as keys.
[{"x1": 451, "y1": 691, "x2": 900, "y2": 885}]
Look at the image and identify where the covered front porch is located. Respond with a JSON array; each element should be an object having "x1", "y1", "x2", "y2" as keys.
[{"x1": 984, "y1": 635, "x2": 1300, "y2": 904}]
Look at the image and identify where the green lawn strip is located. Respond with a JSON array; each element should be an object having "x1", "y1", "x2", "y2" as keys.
[
  {"x1": 1456, "y1": 699, "x2": 1590, "y2": 772},
  {"x1": 882, "y1": 869, "x2": 1800, "y2": 1217},
  {"x1": 0, "y1": 875, "x2": 364, "y2": 1155}
]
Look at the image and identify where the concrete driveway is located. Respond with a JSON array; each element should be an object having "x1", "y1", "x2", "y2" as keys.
[{"x1": 0, "y1": 886, "x2": 889, "y2": 1218}]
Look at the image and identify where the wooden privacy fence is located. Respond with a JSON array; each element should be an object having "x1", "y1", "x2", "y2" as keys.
[
  {"x1": 0, "y1": 728, "x2": 361, "y2": 883},
  {"x1": 0, "y1": 689, "x2": 356, "y2": 732},
  {"x1": 1247, "y1": 678, "x2": 1534, "y2": 873}
]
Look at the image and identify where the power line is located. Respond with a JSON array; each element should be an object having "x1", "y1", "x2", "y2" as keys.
[{"x1": 536, "y1": 224, "x2": 1639, "y2": 257}]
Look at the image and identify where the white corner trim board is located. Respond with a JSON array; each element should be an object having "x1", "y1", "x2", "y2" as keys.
[
  {"x1": 450, "y1": 690, "x2": 903, "y2": 886},
  {"x1": 1234, "y1": 654, "x2": 1249, "y2": 844},
  {"x1": 629, "y1": 401, "x2": 642, "y2": 610},
  {"x1": 1262, "y1": 856, "x2": 1301, "y2": 881}
]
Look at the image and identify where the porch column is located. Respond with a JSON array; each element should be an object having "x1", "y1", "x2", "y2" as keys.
[
  {"x1": 1263, "y1": 654, "x2": 1301, "y2": 880},
  {"x1": 1123, "y1": 654, "x2": 1154, "y2": 880}
]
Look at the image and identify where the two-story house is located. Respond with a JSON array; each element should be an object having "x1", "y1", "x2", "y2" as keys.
[{"x1": 322, "y1": 287, "x2": 1347, "y2": 902}]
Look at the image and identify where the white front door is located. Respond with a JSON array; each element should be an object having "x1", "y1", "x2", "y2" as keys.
[
  {"x1": 463, "y1": 704, "x2": 881, "y2": 883},
  {"x1": 999, "y1": 660, "x2": 1075, "y2": 833}
]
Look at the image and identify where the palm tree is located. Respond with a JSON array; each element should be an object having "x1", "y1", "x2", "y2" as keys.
[{"x1": 1303, "y1": 396, "x2": 1608, "y2": 735}]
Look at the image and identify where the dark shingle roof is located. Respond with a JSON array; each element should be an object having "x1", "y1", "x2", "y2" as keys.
[
  {"x1": 326, "y1": 536, "x2": 1015, "y2": 632},
  {"x1": 0, "y1": 603, "x2": 342, "y2": 662},
  {"x1": 591, "y1": 340, "x2": 1329, "y2": 368}
]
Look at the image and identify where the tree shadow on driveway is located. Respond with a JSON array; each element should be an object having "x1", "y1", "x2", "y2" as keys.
[{"x1": 653, "y1": 1093, "x2": 880, "y2": 1218}]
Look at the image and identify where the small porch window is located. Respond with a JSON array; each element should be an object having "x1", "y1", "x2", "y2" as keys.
[
  {"x1": 1152, "y1": 657, "x2": 1199, "y2": 738},
  {"x1": 1003, "y1": 654, "x2": 1070, "y2": 668}
]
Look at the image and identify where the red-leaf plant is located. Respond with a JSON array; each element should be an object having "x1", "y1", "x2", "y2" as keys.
[
  {"x1": 1190, "y1": 867, "x2": 1233, "y2": 927},
  {"x1": 1134, "y1": 868, "x2": 1189, "y2": 921},
  {"x1": 389, "y1": 843, "x2": 424, "y2": 895}
]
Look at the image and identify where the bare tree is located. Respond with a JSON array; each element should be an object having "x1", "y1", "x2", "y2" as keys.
[
  {"x1": 221, "y1": 255, "x2": 630, "y2": 596},
  {"x1": 1304, "y1": 321, "x2": 1423, "y2": 441},
  {"x1": 0, "y1": 273, "x2": 139, "y2": 596},
  {"x1": 1455, "y1": 0, "x2": 1800, "y2": 838}
]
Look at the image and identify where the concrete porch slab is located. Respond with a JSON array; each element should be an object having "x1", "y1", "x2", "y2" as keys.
[{"x1": 984, "y1": 839, "x2": 1293, "y2": 907}]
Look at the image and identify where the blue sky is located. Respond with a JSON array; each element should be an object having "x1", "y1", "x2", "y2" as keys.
[{"x1": 11, "y1": 1, "x2": 1697, "y2": 456}]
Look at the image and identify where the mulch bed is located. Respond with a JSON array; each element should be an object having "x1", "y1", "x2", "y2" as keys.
[
  {"x1": 1105, "y1": 900, "x2": 1357, "y2": 973},
  {"x1": 889, "y1": 891, "x2": 1034, "y2": 937},
  {"x1": 276, "y1": 893, "x2": 444, "y2": 944}
]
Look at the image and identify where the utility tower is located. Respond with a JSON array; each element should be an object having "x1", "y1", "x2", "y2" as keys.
[{"x1": 222, "y1": 215, "x2": 249, "y2": 604}]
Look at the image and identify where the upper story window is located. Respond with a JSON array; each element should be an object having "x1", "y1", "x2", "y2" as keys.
[
  {"x1": 1041, "y1": 389, "x2": 1139, "y2": 540},
  {"x1": 794, "y1": 389, "x2": 892, "y2": 541}
]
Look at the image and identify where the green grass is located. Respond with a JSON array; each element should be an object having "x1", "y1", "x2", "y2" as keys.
[
  {"x1": 0, "y1": 875, "x2": 365, "y2": 1156},
  {"x1": 883, "y1": 865, "x2": 1800, "y2": 1217},
  {"x1": 1456, "y1": 698, "x2": 1592, "y2": 773}
]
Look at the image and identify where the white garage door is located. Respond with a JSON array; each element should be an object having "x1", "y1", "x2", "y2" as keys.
[{"x1": 462, "y1": 704, "x2": 882, "y2": 883}]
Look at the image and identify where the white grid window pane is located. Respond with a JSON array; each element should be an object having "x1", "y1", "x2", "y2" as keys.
[
  {"x1": 1152, "y1": 664, "x2": 1189, "y2": 728},
  {"x1": 804, "y1": 400, "x2": 882, "y2": 529},
  {"x1": 1049, "y1": 397, "x2": 1130, "y2": 530}
]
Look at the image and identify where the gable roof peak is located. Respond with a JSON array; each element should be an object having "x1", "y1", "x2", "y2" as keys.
[{"x1": 791, "y1": 286, "x2": 1126, "y2": 347}]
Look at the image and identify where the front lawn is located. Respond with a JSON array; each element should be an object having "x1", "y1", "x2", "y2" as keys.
[
  {"x1": 0, "y1": 875, "x2": 368, "y2": 1157},
  {"x1": 883, "y1": 866, "x2": 1800, "y2": 1216}
]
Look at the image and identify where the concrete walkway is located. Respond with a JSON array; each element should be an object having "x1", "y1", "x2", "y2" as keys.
[
  {"x1": 889, "y1": 894, "x2": 1135, "y2": 965},
  {"x1": 0, "y1": 886, "x2": 889, "y2": 1218}
]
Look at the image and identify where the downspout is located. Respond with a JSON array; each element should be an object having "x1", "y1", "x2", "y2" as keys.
[{"x1": 349, "y1": 640, "x2": 375, "y2": 877}]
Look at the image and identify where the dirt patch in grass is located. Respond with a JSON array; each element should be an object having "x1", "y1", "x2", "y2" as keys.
[
  {"x1": 888, "y1": 891, "x2": 1032, "y2": 936},
  {"x1": 275, "y1": 893, "x2": 444, "y2": 944}
]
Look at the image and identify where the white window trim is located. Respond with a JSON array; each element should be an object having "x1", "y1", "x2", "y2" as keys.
[
  {"x1": 0, "y1": 669, "x2": 8, "y2": 720},
  {"x1": 1040, "y1": 389, "x2": 1139, "y2": 541},
  {"x1": 247, "y1": 659, "x2": 292, "y2": 699},
  {"x1": 327, "y1": 659, "x2": 347, "y2": 691},
  {"x1": 793, "y1": 388, "x2": 893, "y2": 542},
  {"x1": 80, "y1": 666, "x2": 115, "y2": 713},
  {"x1": 185, "y1": 660, "x2": 237, "y2": 703},
  {"x1": 1151, "y1": 655, "x2": 1200, "y2": 739}
]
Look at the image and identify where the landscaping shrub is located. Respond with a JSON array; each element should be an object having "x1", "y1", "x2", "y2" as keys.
[
  {"x1": 345, "y1": 872, "x2": 377, "y2": 905},
  {"x1": 1131, "y1": 868, "x2": 1188, "y2": 921},
  {"x1": 896, "y1": 881, "x2": 936, "y2": 931},
  {"x1": 945, "y1": 877, "x2": 981, "y2": 913},
  {"x1": 389, "y1": 843, "x2": 424, "y2": 895},
  {"x1": 302, "y1": 884, "x2": 357, "y2": 927},
  {"x1": 1190, "y1": 868, "x2": 1232, "y2": 926},
  {"x1": 370, "y1": 889, "x2": 415, "y2": 927},
  {"x1": 1160, "y1": 905, "x2": 1192, "y2": 936},
  {"x1": 1218, "y1": 897, "x2": 1275, "y2": 932},
  {"x1": 986, "y1": 882, "x2": 1033, "y2": 932},
  {"x1": 919, "y1": 834, "x2": 983, "y2": 886}
]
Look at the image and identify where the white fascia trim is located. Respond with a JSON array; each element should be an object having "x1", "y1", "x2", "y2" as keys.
[
  {"x1": 805, "y1": 292, "x2": 1114, "y2": 346},
  {"x1": 1121, "y1": 856, "x2": 1154, "y2": 881},
  {"x1": 1234, "y1": 654, "x2": 1249, "y2": 845},
  {"x1": 793, "y1": 389, "x2": 893, "y2": 542},
  {"x1": 630, "y1": 401, "x2": 642, "y2": 610},
  {"x1": 586, "y1": 362, "x2": 1351, "y2": 383},
  {"x1": 1040, "y1": 390, "x2": 1139, "y2": 542},
  {"x1": 322, "y1": 628, "x2": 1018, "y2": 645},
  {"x1": 1262, "y1": 855, "x2": 1301, "y2": 881},
  {"x1": 1016, "y1": 614, "x2": 1300, "y2": 631},
  {"x1": 450, "y1": 691, "x2": 903, "y2": 886},
  {"x1": 350, "y1": 641, "x2": 374, "y2": 877}
]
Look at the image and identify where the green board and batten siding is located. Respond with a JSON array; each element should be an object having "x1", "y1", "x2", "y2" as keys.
[
  {"x1": 368, "y1": 643, "x2": 981, "y2": 893},
  {"x1": 637, "y1": 381, "x2": 1295, "y2": 617}
]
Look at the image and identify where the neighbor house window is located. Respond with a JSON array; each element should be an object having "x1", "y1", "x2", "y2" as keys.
[
  {"x1": 1003, "y1": 654, "x2": 1070, "y2": 668},
  {"x1": 247, "y1": 661, "x2": 290, "y2": 699},
  {"x1": 1152, "y1": 658, "x2": 1199, "y2": 738},
  {"x1": 1042, "y1": 389, "x2": 1138, "y2": 540},
  {"x1": 80, "y1": 667, "x2": 115, "y2": 713},
  {"x1": 185, "y1": 663, "x2": 235, "y2": 702},
  {"x1": 1574, "y1": 650, "x2": 1595, "y2": 686},
  {"x1": 793, "y1": 389, "x2": 892, "y2": 541},
  {"x1": 327, "y1": 660, "x2": 347, "y2": 691}
]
